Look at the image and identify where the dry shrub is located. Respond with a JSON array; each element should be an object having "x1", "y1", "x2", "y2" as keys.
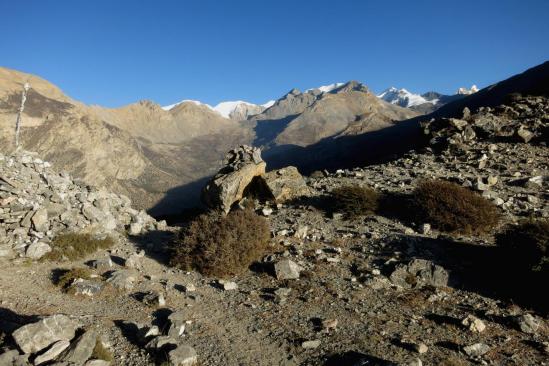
[
  {"x1": 496, "y1": 219, "x2": 549, "y2": 274},
  {"x1": 55, "y1": 267, "x2": 93, "y2": 290},
  {"x1": 45, "y1": 233, "x2": 115, "y2": 261},
  {"x1": 170, "y1": 210, "x2": 270, "y2": 277},
  {"x1": 413, "y1": 179, "x2": 500, "y2": 235},
  {"x1": 331, "y1": 185, "x2": 380, "y2": 218}
]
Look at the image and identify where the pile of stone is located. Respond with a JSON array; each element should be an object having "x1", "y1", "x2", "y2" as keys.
[
  {"x1": 201, "y1": 145, "x2": 310, "y2": 214},
  {"x1": 1, "y1": 314, "x2": 109, "y2": 365},
  {"x1": 0, "y1": 151, "x2": 162, "y2": 260},
  {"x1": 422, "y1": 95, "x2": 548, "y2": 151}
]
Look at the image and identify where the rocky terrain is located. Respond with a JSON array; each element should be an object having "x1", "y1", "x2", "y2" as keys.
[{"x1": 0, "y1": 88, "x2": 547, "y2": 365}]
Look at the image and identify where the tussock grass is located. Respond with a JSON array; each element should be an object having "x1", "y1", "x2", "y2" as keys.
[{"x1": 44, "y1": 233, "x2": 115, "y2": 261}]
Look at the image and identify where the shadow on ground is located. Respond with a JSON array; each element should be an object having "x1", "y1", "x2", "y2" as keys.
[
  {"x1": 386, "y1": 234, "x2": 549, "y2": 314},
  {"x1": 127, "y1": 230, "x2": 176, "y2": 266}
]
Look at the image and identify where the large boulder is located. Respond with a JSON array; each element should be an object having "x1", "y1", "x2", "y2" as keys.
[
  {"x1": 12, "y1": 314, "x2": 78, "y2": 354},
  {"x1": 201, "y1": 146, "x2": 266, "y2": 214},
  {"x1": 264, "y1": 166, "x2": 311, "y2": 203}
]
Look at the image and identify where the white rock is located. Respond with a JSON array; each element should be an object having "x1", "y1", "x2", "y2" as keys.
[
  {"x1": 25, "y1": 242, "x2": 51, "y2": 259},
  {"x1": 301, "y1": 340, "x2": 321, "y2": 349},
  {"x1": 274, "y1": 259, "x2": 302, "y2": 280},
  {"x1": 462, "y1": 315, "x2": 486, "y2": 333}
]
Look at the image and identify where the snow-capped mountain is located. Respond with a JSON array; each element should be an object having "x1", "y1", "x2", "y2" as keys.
[
  {"x1": 162, "y1": 99, "x2": 271, "y2": 120},
  {"x1": 457, "y1": 85, "x2": 479, "y2": 95},
  {"x1": 306, "y1": 82, "x2": 345, "y2": 94},
  {"x1": 161, "y1": 99, "x2": 213, "y2": 111},
  {"x1": 377, "y1": 87, "x2": 438, "y2": 108}
]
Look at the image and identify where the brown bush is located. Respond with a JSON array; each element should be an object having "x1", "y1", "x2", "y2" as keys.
[
  {"x1": 496, "y1": 219, "x2": 549, "y2": 274},
  {"x1": 413, "y1": 179, "x2": 500, "y2": 235},
  {"x1": 170, "y1": 210, "x2": 271, "y2": 277},
  {"x1": 55, "y1": 267, "x2": 93, "y2": 291},
  {"x1": 45, "y1": 233, "x2": 115, "y2": 261},
  {"x1": 331, "y1": 184, "x2": 380, "y2": 218}
]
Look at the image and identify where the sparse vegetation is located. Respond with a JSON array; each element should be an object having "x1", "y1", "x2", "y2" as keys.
[
  {"x1": 170, "y1": 210, "x2": 271, "y2": 277},
  {"x1": 496, "y1": 219, "x2": 549, "y2": 274},
  {"x1": 331, "y1": 184, "x2": 380, "y2": 218},
  {"x1": 413, "y1": 179, "x2": 500, "y2": 235},
  {"x1": 55, "y1": 267, "x2": 93, "y2": 290},
  {"x1": 44, "y1": 233, "x2": 115, "y2": 261}
]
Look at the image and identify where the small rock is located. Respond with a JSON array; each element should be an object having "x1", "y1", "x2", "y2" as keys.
[
  {"x1": 261, "y1": 207, "x2": 273, "y2": 216},
  {"x1": 293, "y1": 225, "x2": 309, "y2": 239},
  {"x1": 89, "y1": 257, "x2": 113, "y2": 270},
  {"x1": 125, "y1": 250, "x2": 145, "y2": 268},
  {"x1": 71, "y1": 279, "x2": 104, "y2": 297},
  {"x1": 274, "y1": 259, "x2": 302, "y2": 280},
  {"x1": 31, "y1": 208, "x2": 49, "y2": 232},
  {"x1": 25, "y1": 242, "x2": 51, "y2": 259},
  {"x1": 516, "y1": 314, "x2": 541, "y2": 334},
  {"x1": 106, "y1": 270, "x2": 137, "y2": 291},
  {"x1": 168, "y1": 344, "x2": 198, "y2": 366},
  {"x1": 142, "y1": 291, "x2": 166, "y2": 307},
  {"x1": 419, "y1": 224, "x2": 431, "y2": 235},
  {"x1": 181, "y1": 283, "x2": 196, "y2": 292},
  {"x1": 462, "y1": 315, "x2": 486, "y2": 333},
  {"x1": 414, "y1": 343, "x2": 428, "y2": 354},
  {"x1": 218, "y1": 280, "x2": 238, "y2": 291},
  {"x1": 129, "y1": 222, "x2": 142, "y2": 235},
  {"x1": 463, "y1": 343, "x2": 490, "y2": 357},
  {"x1": 322, "y1": 318, "x2": 338, "y2": 332},
  {"x1": 301, "y1": 340, "x2": 321, "y2": 349}
]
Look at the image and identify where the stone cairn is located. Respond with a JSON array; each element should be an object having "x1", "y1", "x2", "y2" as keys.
[{"x1": 0, "y1": 151, "x2": 162, "y2": 260}]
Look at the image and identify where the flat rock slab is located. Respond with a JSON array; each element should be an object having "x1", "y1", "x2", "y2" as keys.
[
  {"x1": 58, "y1": 330, "x2": 97, "y2": 365},
  {"x1": 12, "y1": 314, "x2": 78, "y2": 354}
]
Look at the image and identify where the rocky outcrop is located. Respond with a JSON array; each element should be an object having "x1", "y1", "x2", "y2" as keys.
[
  {"x1": 264, "y1": 166, "x2": 311, "y2": 203},
  {"x1": 201, "y1": 146, "x2": 266, "y2": 214},
  {"x1": 0, "y1": 151, "x2": 161, "y2": 259},
  {"x1": 422, "y1": 95, "x2": 548, "y2": 151}
]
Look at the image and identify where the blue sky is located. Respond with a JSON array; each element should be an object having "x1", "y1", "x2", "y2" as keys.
[{"x1": 1, "y1": 0, "x2": 548, "y2": 107}]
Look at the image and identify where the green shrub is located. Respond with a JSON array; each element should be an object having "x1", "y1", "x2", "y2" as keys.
[
  {"x1": 170, "y1": 210, "x2": 271, "y2": 277},
  {"x1": 45, "y1": 233, "x2": 115, "y2": 261},
  {"x1": 413, "y1": 179, "x2": 500, "y2": 235},
  {"x1": 496, "y1": 219, "x2": 549, "y2": 273},
  {"x1": 331, "y1": 184, "x2": 380, "y2": 218}
]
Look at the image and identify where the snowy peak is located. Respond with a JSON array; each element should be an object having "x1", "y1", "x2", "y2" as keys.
[
  {"x1": 213, "y1": 101, "x2": 265, "y2": 120},
  {"x1": 162, "y1": 99, "x2": 270, "y2": 120},
  {"x1": 162, "y1": 100, "x2": 213, "y2": 111},
  {"x1": 457, "y1": 85, "x2": 479, "y2": 95},
  {"x1": 377, "y1": 87, "x2": 436, "y2": 108},
  {"x1": 306, "y1": 82, "x2": 345, "y2": 94}
]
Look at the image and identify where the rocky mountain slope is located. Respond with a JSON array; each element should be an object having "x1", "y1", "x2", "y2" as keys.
[
  {"x1": 0, "y1": 69, "x2": 417, "y2": 215},
  {"x1": 0, "y1": 89, "x2": 546, "y2": 365}
]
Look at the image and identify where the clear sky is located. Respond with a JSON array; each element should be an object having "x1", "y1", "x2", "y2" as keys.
[{"x1": 1, "y1": 0, "x2": 548, "y2": 107}]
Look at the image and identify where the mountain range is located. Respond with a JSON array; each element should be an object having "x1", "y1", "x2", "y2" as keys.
[{"x1": 1, "y1": 62, "x2": 547, "y2": 216}]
